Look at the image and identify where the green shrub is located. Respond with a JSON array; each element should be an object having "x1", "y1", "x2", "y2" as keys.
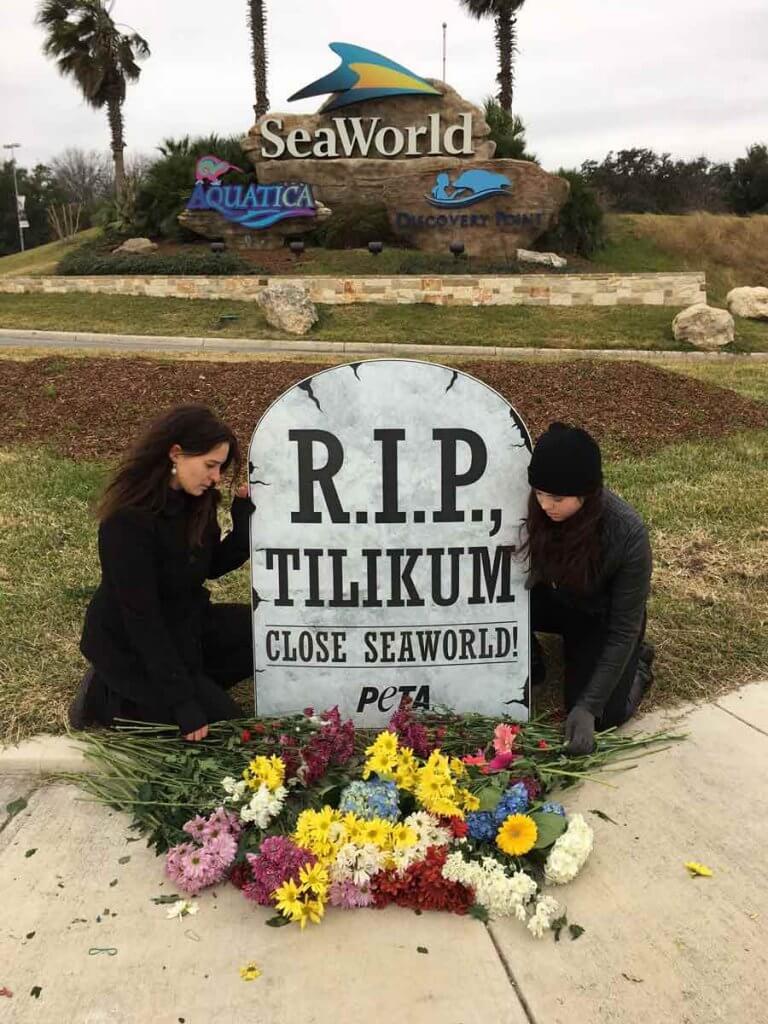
[
  {"x1": 57, "y1": 238, "x2": 261, "y2": 276},
  {"x1": 311, "y1": 202, "x2": 399, "y2": 249},
  {"x1": 483, "y1": 98, "x2": 538, "y2": 163},
  {"x1": 537, "y1": 170, "x2": 605, "y2": 258}
]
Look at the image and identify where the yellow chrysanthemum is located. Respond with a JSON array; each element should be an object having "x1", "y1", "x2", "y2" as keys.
[
  {"x1": 429, "y1": 795, "x2": 464, "y2": 818},
  {"x1": 459, "y1": 788, "x2": 480, "y2": 812},
  {"x1": 243, "y1": 754, "x2": 286, "y2": 792},
  {"x1": 360, "y1": 818, "x2": 390, "y2": 847},
  {"x1": 496, "y1": 814, "x2": 538, "y2": 856},
  {"x1": 390, "y1": 822, "x2": 418, "y2": 849},
  {"x1": 299, "y1": 863, "x2": 329, "y2": 896},
  {"x1": 425, "y1": 750, "x2": 451, "y2": 775},
  {"x1": 273, "y1": 879, "x2": 303, "y2": 920},
  {"x1": 239, "y1": 961, "x2": 262, "y2": 981},
  {"x1": 364, "y1": 750, "x2": 398, "y2": 779},
  {"x1": 450, "y1": 757, "x2": 468, "y2": 779},
  {"x1": 366, "y1": 731, "x2": 399, "y2": 758},
  {"x1": 393, "y1": 766, "x2": 418, "y2": 792},
  {"x1": 295, "y1": 898, "x2": 325, "y2": 929}
]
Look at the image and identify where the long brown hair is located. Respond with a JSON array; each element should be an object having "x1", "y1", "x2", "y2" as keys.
[
  {"x1": 97, "y1": 405, "x2": 242, "y2": 546},
  {"x1": 519, "y1": 488, "x2": 604, "y2": 591}
]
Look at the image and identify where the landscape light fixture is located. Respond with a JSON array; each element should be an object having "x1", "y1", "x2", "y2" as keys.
[
  {"x1": 450, "y1": 241, "x2": 465, "y2": 258},
  {"x1": 289, "y1": 239, "x2": 305, "y2": 257},
  {"x1": 368, "y1": 241, "x2": 384, "y2": 255},
  {"x1": 210, "y1": 241, "x2": 226, "y2": 254}
]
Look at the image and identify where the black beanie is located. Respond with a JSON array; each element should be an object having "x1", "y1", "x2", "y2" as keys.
[{"x1": 528, "y1": 422, "x2": 603, "y2": 496}]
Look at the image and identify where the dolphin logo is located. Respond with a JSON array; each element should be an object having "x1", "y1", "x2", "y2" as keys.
[{"x1": 289, "y1": 42, "x2": 441, "y2": 112}]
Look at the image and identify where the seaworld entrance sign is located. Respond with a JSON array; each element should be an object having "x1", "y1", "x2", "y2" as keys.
[{"x1": 259, "y1": 113, "x2": 474, "y2": 160}]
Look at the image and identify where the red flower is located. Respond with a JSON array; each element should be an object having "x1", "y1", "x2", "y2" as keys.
[
  {"x1": 240, "y1": 729, "x2": 252, "y2": 743},
  {"x1": 448, "y1": 817, "x2": 468, "y2": 838},
  {"x1": 538, "y1": 740, "x2": 549, "y2": 750},
  {"x1": 253, "y1": 723, "x2": 266, "y2": 734},
  {"x1": 303, "y1": 707, "x2": 315, "y2": 717}
]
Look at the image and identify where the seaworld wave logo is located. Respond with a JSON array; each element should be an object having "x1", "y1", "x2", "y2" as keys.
[
  {"x1": 289, "y1": 42, "x2": 441, "y2": 112},
  {"x1": 427, "y1": 169, "x2": 513, "y2": 208},
  {"x1": 187, "y1": 158, "x2": 316, "y2": 230}
]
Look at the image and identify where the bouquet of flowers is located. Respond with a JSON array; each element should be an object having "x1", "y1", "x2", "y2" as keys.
[{"x1": 69, "y1": 700, "x2": 681, "y2": 939}]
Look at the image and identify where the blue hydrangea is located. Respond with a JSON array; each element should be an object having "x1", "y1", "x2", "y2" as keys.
[
  {"x1": 338, "y1": 780, "x2": 400, "y2": 821},
  {"x1": 493, "y1": 782, "x2": 530, "y2": 824},
  {"x1": 466, "y1": 811, "x2": 497, "y2": 842},
  {"x1": 539, "y1": 802, "x2": 566, "y2": 816}
]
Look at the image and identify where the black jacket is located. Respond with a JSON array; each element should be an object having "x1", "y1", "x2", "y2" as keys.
[
  {"x1": 529, "y1": 488, "x2": 652, "y2": 717},
  {"x1": 80, "y1": 489, "x2": 251, "y2": 728}
]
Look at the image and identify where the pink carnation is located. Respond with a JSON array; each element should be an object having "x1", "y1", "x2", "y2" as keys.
[
  {"x1": 492, "y1": 723, "x2": 520, "y2": 754},
  {"x1": 329, "y1": 880, "x2": 374, "y2": 909}
]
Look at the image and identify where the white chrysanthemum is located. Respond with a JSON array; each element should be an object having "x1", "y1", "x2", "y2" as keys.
[
  {"x1": 544, "y1": 814, "x2": 594, "y2": 886},
  {"x1": 527, "y1": 895, "x2": 561, "y2": 938},
  {"x1": 404, "y1": 811, "x2": 451, "y2": 848},
  {"x1": 221, "y1": 776, "x2": 249, "y2": 804},
  {"x1": 330, "y1": 843, "x2": 385, "y2": 885},
  {"x1": 239, "y1": 783, "x2": 286, "y2": 828},
  {"x1": 166, "y1": 899, "x2": 198, "y2": 920},
  {"x1": 442, "y1": 854, "x2": 539, "y2": 921}
]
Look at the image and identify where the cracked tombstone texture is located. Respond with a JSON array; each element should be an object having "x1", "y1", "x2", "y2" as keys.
[{"x1": 247, "y1": 358, "x2": 533, "y2": 726}]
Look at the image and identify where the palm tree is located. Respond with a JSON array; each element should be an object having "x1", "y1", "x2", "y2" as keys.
[
  {"x1": 459, "y1": 0, "x2": 526, "y2": 113},
  {"x1": 247, "y1": 1, "x2": 269, "y2": 118},
  {"x1": 36, "y1": 0, "x2": 149, "y2": 200}
]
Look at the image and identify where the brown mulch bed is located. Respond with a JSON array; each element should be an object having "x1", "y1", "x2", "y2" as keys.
[{"x1": 0, "y1": 356, "x2": 766, "y2": 463}]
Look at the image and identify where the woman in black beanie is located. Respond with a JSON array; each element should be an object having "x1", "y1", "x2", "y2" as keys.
[{"x1": 522, "y1": 422, "x2": 654, "y2": 755}]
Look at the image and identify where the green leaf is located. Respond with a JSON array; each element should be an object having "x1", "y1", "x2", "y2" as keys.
[
  {"x1": 469, "y1": 903, "x2": 490, "y2": 923},
  {"x1": 25, "y1": 848, "x2": 37, "y2": 858},
  {"x1": 6, "y1": 797, "x2": 27, "y2": 819},
  {"x1": 265, "y1": 915, "x2": 291, "y2": 928},
  {"x1": 569, "y1": 924, "x2": 585, "y2": 940},
  {"x1": 118, "y1": 856, "x2": 131, "y2": 865},
  {"x1": 530, "y1": 812, "x2": 567, "y2": 850},
  {"x1": 136, "y1": 783, "x2": 153, "y2": 802},
  {"x1": 416, "y1": 946, "x2": 429, "y2": 954},
  {"x1": 477, "y1": 784, "x2": 503, "y2": 812},
  {"x1": 150, "y1": 894, "x2": 181, "y2": 905},
  {"x1": 589, "y1": 809, "x2": 620, "y2": 826},
  {"x1": 30, "y1": 986, "x2": 42, "y2": 999},
  {"x1": 551, "y1": 913, "x2": 568, "y2": 942}
]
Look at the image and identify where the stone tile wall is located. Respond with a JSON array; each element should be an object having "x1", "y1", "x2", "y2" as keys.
[{"x1": 0, "y1": 272, "x2": 706, "y2": 307}]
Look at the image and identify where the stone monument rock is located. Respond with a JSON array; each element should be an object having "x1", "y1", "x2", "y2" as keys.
[{"x1": 243, "y1": 78, "x2": 569, "y2": 256}]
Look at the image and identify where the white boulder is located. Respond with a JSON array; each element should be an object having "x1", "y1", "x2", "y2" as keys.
[
  {"x1": 516, "y1": 248, "x2": 568, "y2": 269},
  {"x1": 672, "y1": 303, "x2": 734, "y2": 350},
  {"x1": 726, "y1": 286, "x2": 768, "y2": 320},
  {"x1": 258, "y1": 284, "x2": 318, "y2": 335},
  {"x1": 112, "y1": 237, "x2": 158, "y2": 254}
]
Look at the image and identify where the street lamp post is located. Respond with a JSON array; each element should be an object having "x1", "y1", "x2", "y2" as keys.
[
  {"x1": 442, "y1": 22, "x2": 447, "y2": 83},
  {"x1": 3, "y1": 143, "x2": 25, "y2": 253}
]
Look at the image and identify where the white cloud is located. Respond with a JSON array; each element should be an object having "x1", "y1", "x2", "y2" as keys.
[{"x1": 1, "y1": 0, "x2": 765, "y2": 171}]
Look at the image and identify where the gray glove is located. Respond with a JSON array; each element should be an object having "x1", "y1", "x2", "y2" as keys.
[{"x1": 564, "y1": 706, "x2": 596, "y2": 756}]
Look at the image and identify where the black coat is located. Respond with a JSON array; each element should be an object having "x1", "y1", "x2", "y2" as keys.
[
  {"x1": 528, "y1": 488, "x2": 652, "y2": 717},
  {"x1": 80, "y1": 489, "x2": 251, "y2": 724}
]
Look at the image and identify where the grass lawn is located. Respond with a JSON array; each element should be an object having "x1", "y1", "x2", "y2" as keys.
[
  {"x1": 0, "y1": 228, "x2": 100, "y2": 278},
  {"x1": 2, "y1": 291, "x2": 768, "y2": 352},
  {"x1": 0, "y1": 390, "x2": 766, "y2": 744}
]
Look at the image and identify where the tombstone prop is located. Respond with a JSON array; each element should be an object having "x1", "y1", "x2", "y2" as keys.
[{"x1": 248, "y1": 359, "x2": 533, "y2": 725}]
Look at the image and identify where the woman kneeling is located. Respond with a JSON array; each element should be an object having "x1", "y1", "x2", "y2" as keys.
[
  {"x1": 71, "y1": 405, "x2": 253, "y2": 741},
  {"x1": 523, "y1": 422, "x2": 655, "y2": 755}
]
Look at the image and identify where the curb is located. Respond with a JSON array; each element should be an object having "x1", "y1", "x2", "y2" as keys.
[
  {"x1": 0, "y1": 327, "x2": 766, "y2": 361},
  {"x1": 0, "y1": 734, "x2": 94, "y2": 776}
]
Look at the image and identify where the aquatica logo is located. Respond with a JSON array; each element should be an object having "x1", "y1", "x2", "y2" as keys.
[
  {"x1": 427, "y1": 170, "x2": 513, "y2": 208},
  {"x1": 186, "y1": 156, "x2": 316, "y2": 230},
  {"x1": 288, "y1": 42, "x2": 441, "y2": 112}
]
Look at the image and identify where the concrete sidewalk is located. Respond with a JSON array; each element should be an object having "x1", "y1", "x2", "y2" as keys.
[
  {"x1": 2, "y1": 326, "x2": 768, "y2": 362},
  {"x1": 1, "y1": 682, "x2": 767, "y2": 1023}
]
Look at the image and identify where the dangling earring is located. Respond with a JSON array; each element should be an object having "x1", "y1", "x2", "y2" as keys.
[{"x1": 171, "y1": 464, "x2": 177, "y2": 476}]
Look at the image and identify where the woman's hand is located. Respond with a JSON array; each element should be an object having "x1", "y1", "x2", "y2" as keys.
[
  {"x1": 182, "y1": 724, "x2": 209, "y2": 742},
  {"x1": 235, "y1": 484, "x2": 249, "y2": 499}
]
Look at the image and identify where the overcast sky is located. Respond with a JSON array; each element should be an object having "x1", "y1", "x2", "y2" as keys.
[{"x1": 1, "y1": 0, "x2": 765, "y2": 172}]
